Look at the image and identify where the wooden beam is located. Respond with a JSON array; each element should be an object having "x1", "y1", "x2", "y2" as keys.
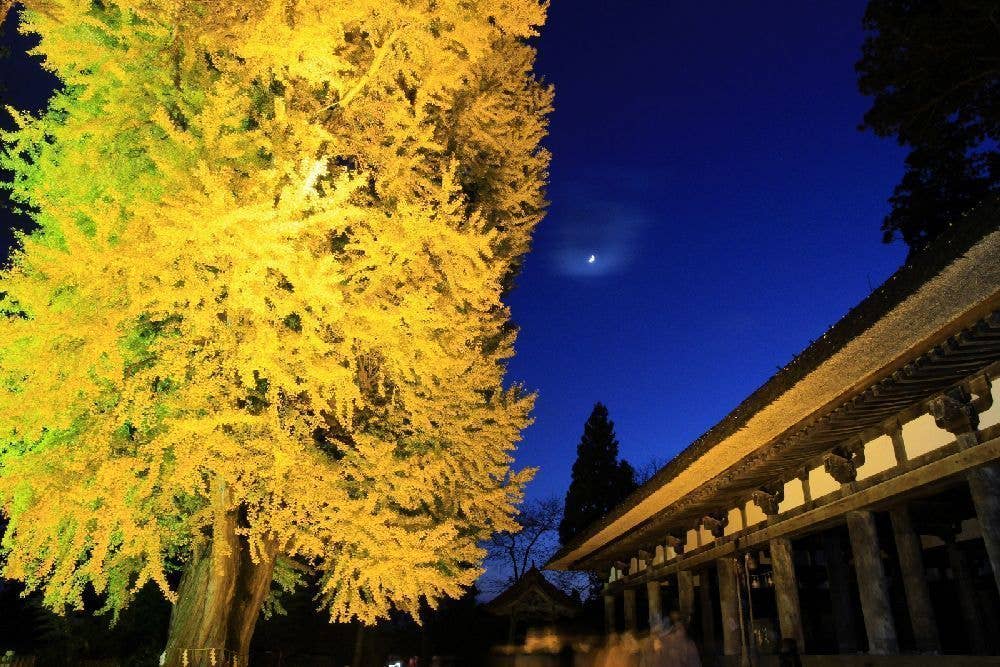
[
  {"x1": 645, "y1": 540, "x2": 736, "y2": 580},
  {"x1": 607, "y1": 434, "x2": 1000, "y2": 591},
  {"x1": 741, "y1": 435, "x2": 1000, "y2": 547}
]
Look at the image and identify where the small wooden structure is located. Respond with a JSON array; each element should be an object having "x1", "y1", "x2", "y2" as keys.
[{"x1": 483, "y1": 567, "x2": 579, "y2": 644}]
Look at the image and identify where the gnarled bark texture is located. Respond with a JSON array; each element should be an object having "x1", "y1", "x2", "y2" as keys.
[{"x1": 163, "y1": 483, "x2": 278, "y2": 667}]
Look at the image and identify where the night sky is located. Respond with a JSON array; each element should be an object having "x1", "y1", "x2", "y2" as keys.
[
  {"x1": 2, "y1": 3, "x2": 909, "y2": 517},
  {"x1": 507, "y1": 0, "x2": 908, "y2": 504}
]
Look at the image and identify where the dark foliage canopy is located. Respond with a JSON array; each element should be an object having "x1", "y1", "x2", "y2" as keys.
[
  {"x1": 559, "y1": 403, "x2": 636, "y2": 546},
  {"x1": 857, "y1": 0, "x2": 1000, "y2": 254}
]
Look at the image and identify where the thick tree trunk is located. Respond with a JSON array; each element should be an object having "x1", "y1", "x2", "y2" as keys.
[
  {"x1": 226, "y1": 534, "x2": 279, "y2": 663},
  {"x1": 163, "y1": 482, "x2": 278, "y2": 667}
]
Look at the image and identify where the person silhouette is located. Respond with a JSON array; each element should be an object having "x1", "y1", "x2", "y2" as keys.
[{"x1": 659, "y1": 611, "x2": 701, "y2": 667}]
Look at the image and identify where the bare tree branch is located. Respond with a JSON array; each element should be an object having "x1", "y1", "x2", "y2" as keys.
[
  {"x1": 324, "y1": 25, "x2": 405, "y2": 111},
  {"x1": 636, "y1": 456, "x2": 667, "y2": 485},
  {"x1": 487, "y1": 496, "x2": 563, "y2": 588}
]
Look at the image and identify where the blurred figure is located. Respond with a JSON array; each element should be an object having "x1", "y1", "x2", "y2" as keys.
[
  {"x1": 638, "y1": 627, "x2": 660, "y2": 667},
  {"x1": 600, "y1": 633, "x2": 630, "y2": 667},
  {"x1": 620, "y1": 631, "x2": 641, "y2": 665},
  {"x1": 594, "y1": 633, "x2": 613, "y2": 667},
  {"x1": 659, "y1": 611, "x2": 700, "y2": 667},
  {"x1": 645, "y1": 619, "x2": 669, "y2": 667}
]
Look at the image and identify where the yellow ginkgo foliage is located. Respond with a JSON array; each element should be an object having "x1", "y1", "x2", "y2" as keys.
[{"x1": 0, "y1": 0, "x2": 551, "y2": 662}]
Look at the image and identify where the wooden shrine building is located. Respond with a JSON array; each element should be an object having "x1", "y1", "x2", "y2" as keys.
[
  {"x1": 547, "y1": 204, "x2": 1000, "y2": 664},
  {"x1": 483, "y1": 567, "x2": 579, "y2": 645}
]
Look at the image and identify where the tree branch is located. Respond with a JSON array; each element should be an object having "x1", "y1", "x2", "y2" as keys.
[
  {"x1": 325, "y1": 26, "x2": 405, "y2": 111},
  {"x1": 519, "y1": 528, "x2": 546, "y2": 578},
  {"x1": 508, "y1": 542, "x2": 519, "y2": 581}
]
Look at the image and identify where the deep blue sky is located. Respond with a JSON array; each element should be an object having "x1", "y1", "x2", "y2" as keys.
[
  {"x1": 1, "y1": 3, "x2": 909, "y2": 507},
  {"x1": 507, "y1": 0, "x2": 908, "y2": 504}
]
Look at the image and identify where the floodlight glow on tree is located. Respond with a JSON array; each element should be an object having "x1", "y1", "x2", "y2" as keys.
[{"x1": 0, "y1": 1, "x2": 551, "y2": 664}]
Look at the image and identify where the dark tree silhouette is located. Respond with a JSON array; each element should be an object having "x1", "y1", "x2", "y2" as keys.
[
  {"x1": 488, "y1": 497, "x2": 563, "y2": 585},
  {"x1": 559, "y1": 403, "x2": 636, "y2": 546},
  {"x1": 856, "y1": 0, "x2": 1000, "y2": 255},
  {"x1": 485, "y1": 497, "x2": 590, "y2": 597}
]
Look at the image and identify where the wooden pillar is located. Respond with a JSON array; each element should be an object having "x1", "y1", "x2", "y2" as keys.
[
  {"x1": 678, "y1": 570, "x2": 695, "y2": 622},
  {"x1": 604, "y1": 593, "x2": 616, "y2": 635},
  {"x1": 822, "y1": 531, "x2": 858, "y2": 653},
  {"x1": 947, "y1": 538, "x2": 987, "y2": 654},
  {"x1": 929, "y1": 381, "x2": 1000, "y2": 594},
  {"x1": 799, "y1": 470, "x2": 812, "y2": 504},
  {"x1": 888, "y1": 506, "x2": 939, "y2": 653},
  {"x1": 770, "y1": 537, "x2": 805, "y2": 652},
  {"x1": 717, "y1": 557, "x2": 741, "y2": 657},
  {"x1": 888, "y1": 423, "x2": 907, "y2": 465},
  {"x1": 699, "y1": 568, "x2": 717, "y2": 657},
  {"x1": 623, "y1": 587, "x2": 638, "y2": 632},
  {"x1": 967, "y1": 462, "x2": 1000, "y2": 594},
  {"x1": 846, "y1": 510, "x2": 898, "y2": 655},
  {"x1": 647, "y1": 580, "x2": 663, "y2": 629}
]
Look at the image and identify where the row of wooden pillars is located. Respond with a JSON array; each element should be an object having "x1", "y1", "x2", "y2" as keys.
[{"x1": 604, "y1": 464, "x2": 1000, "y2": 658}]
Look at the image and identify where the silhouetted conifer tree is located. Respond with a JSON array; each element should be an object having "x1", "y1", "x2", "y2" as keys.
[
  {"x1": 857, "y1": 0, "x2": 999, "y2": 254},
  {"x1": 559, "y1": 403, "x2": 636, "y2": 545}
]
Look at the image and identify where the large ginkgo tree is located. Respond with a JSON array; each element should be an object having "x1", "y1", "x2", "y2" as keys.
[{"x1": 0, "y1": 1, "x2": 551, "y2": 663}]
